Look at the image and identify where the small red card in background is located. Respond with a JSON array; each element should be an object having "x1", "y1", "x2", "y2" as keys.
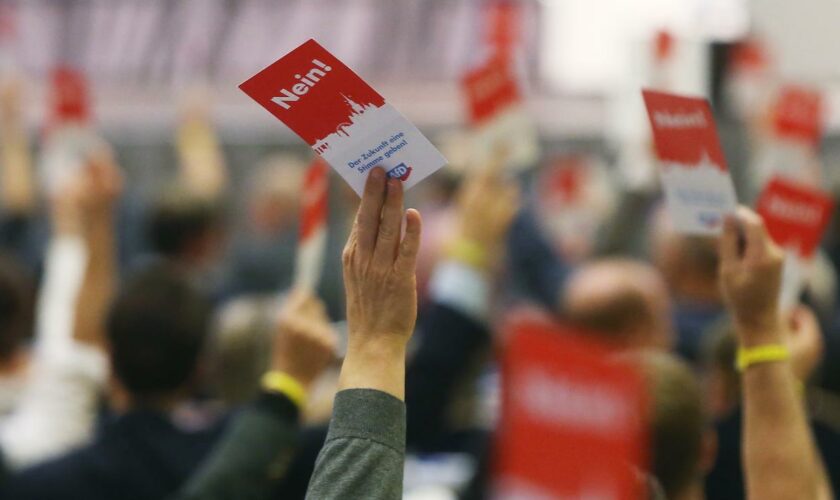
[
  {"x1": 462, "y1": 56, "x2": 521, "y2": 125},
  {"x1": 642, "y1": 89, "x2": 727, "y2": 169},
  {"x1": 294, "y1": 158, "x2": 330, "y2": 290},
  {"x1": 50, "y1": 66, "x2": 91, "y2": 125},
  {"x1": 494, "y1": 320, "x2": 647, "y2": 499},
  {"x1": 772, "y1": 85, "x2": 823, "y2": 147},
  {"x1": 757, "y1": 176, "x2": 834, "y2": 259},
  {"x1": 653, "y1": 30, "x2": 675, "y2": 64}
]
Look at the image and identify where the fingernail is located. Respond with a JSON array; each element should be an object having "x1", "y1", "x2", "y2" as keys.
[
  {"x1": 371, "y1": 168, "x2": 384, "y2": 180},
  {"x1": 387, "y1": 178, "x2": 400, "y2": 189}
]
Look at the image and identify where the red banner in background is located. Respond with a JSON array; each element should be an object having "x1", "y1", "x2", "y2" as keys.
[
  {"x1": 757, "y1": 176, "x2": 834, "y2": 259},
  {"x1": 483, "y1": 1, "x2": 521, "y2": 57},
  {"x1": 772, "y1": 85, "x2": 823, "y2": 147},
  {"x1": 462, "y1": 56, "x2": 521, "y2": 125},
  {"x1": 494, "y1": 319, "x2": 647, "y2": 499}
]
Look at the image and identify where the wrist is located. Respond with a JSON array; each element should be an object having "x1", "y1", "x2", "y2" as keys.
[
  {"x1": 261, "y1": 371, "x2": 308, "y2": 408},
  {"x1": 340, "y1": 340, "x2": 407, "y2": 400},
  {"x1": 733, "y1": 314, "x2": 784, "y2": 348}
]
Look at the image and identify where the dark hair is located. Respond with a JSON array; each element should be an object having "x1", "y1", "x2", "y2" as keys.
[
  {"x1": 107, "y1": 263, "x2": 211, "y2": 399},
  {"x1": 641, "y1": 353, "x2": 706, "y2": 499},
  {"x1": 147, "y1": 187, "x2": 223, "y2": 258},
  {"x1": 0, "y1": 254, "x2": 33, "y2": 362}
]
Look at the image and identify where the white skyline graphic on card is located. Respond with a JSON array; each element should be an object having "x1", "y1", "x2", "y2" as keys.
[
  {"x1": 313, "y1": 95, "x2": 381, "y2": 154},
  {"x1": 660, "y1": 150, "x2": 738, "y2": 235}
]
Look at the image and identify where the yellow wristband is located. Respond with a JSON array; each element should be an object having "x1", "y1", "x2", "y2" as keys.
[
  {"x1": 736, "y1": 344, "x2": 790, "y2": 372},
  {"x1": 445, "y1": 239, "x2": 488, "y2": 269},
  {"x1": 261, "y1": 371, "x2": 307, "y2": 408}
]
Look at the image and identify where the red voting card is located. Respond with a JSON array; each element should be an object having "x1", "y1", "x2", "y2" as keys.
[
  {"x1": 757, "y1": 177, "x2": 834, "y2": 259},
  {"x1": 494, "y1": 319, "x2": 647, "y2": 499},
  {"x1": 49, "y1": 66, "x2": 91, "y2": 125},
  {"x1": 772, "y1": 85, "x2": 823, "y2": 146},
  {"x1": 294, "y1": 158, "x2": 330, "y2": 290},
  {"x1": 240, "y1": 39, "x2": 446, "y2": 196},
  {"x1": 299, "y1": 158, "x2": 329, "y2": 242},
  {"x1": 462, "y1": 56, "x2": 521, "y2": 125},
  {"x1": 642, "y1": 89, "x2": 726, "y2": 169}
]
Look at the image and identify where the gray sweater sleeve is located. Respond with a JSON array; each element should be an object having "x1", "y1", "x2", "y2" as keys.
[{"x1": 306, "y1": 389, "x2": 406, "y2": 500}]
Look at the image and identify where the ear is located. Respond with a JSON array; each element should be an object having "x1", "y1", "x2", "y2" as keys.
[{"x1": 699, "y1": 428, "x2": 718, "y2": 474}]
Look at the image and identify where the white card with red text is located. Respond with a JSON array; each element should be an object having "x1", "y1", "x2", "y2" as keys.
[
  {"x1": 642, "y1": 90, "x2": 737, "y2": 235},
  {"x1": 240, "y1": 39, "x2": 447, "y2": 196}
]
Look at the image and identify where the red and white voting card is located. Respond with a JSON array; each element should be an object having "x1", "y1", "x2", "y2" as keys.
[
  {"x1": 294, "y1": 158, "x2": 329, "y2": 291},
  {"x1": 462, "y1": 56, "x2": 538, "y2": 171},
  {"x1": 240, "y1": 39, "x2": 446, "y2": 196},
  {"x1": 757, "y1": 176, "x2": 834, "y2": 260},
  {"x1": 642, "y1": 89, "x2": 738, "y2": 235},
  {"x1": 772, "y1": 85, "x2": 823, "y2": 147},
  {"x1": 494, "y1": 319, "x2": 647, "y2": 499}
]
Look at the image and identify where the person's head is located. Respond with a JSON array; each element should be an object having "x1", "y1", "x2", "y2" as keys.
[
  {"x1": 247, "y1": 154, "x2": 305, "y2": 234},
  {"x1": 147, "y1": 185, "x2": 225, "y2": 269},
  {"x1": 631, "y1": 351, "x2": 715, "y2": 500},
  {"x1": 0, "y1": 255, "x2": 33, "y2": 366},
  {"x1": 107, "y1": 263, "x2": 211, "y2": 407},
  {"x1": 562, "y1": 258, "x2": 673, "y2": 350},
  {"x1": 650, "y1": 207, "x2": 721, "y2": 304},
  {"x1": 207, "y1": 296, "x2": 277, "y2": 405}
]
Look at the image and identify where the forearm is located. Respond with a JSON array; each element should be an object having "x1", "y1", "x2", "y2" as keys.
[
  {"x1": 306, "y1": 389, "x2": 405, "y2": 500},
  {"x1": 73, "y1": 214, "x2": 116, "y2": 348},
  {"x1": 741, "y1": 326, "x2": 823, "y2": 500},
  {"x1": 0, "y1": 121, "x2": 34, "y2": 214}
]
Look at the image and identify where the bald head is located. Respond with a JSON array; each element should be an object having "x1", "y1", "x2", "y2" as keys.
[{"x1": 562, "y1": 259, "x2": 673, "y2": 350}]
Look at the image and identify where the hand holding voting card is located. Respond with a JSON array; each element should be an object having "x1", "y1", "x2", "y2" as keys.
[
  {"x1": 642, "y1": 90, "x2": 737, "y2": 234},
  {"x1": 240, "y1": 39, "x2": 447, "y2": 196}
]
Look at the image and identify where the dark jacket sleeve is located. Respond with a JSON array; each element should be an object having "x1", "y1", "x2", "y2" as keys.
[
  {"x1": 176, "y1": 392, "x2": 300, "y2": 500},
  {"x1": 406, "y1": 302, "x2": 491, "y2": 451},
  {"x1": 305, "y1": 389, "x2": 405, "y2": 500}
]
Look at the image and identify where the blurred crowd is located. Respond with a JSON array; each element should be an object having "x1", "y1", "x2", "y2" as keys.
[{"x1": 0, "y1": 28, "x2": 832, "y2": 500}]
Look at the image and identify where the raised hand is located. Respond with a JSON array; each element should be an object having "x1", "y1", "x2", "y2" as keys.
[
  {"x1": 271, "y1": 288, "x2": 338, "y2": 390},
  {"x1": 718, "y1": 206, "x2": 785, "y2": 346},
  {"x1": 339, "y1": 167, "x2": 422, "y2": 399}
]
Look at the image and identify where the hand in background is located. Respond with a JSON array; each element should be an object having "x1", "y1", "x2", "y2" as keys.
[
  {"x1": 271, "y1": 289, "x2": 338, "y2": 390},
  {"x1": 340, "y1": 168, "x2": 422, "y2": 399},
  {"x1": 454, "y1": 160, "x2": 520, "y2": 266},
  {"x1": 786, "y1": 305, "x2": 824, "y2": 381},
  {"x1": 719, "y1": 206, "x2": 785, "y2": 347}
]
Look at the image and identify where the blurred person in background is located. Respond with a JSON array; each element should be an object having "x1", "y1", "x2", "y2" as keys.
[
  {"x1": 562, "y1": 258, "x2": 674, "y2": 351},
  {"x1": 2, "y1": 255, "x2": 337, "y2": 499},
  {"x1": 650, "y1": 207, "x2": 726, "y2": 364},
  {"x1": 223, "y1": 154, "x2": 303, "y2": 298}
]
